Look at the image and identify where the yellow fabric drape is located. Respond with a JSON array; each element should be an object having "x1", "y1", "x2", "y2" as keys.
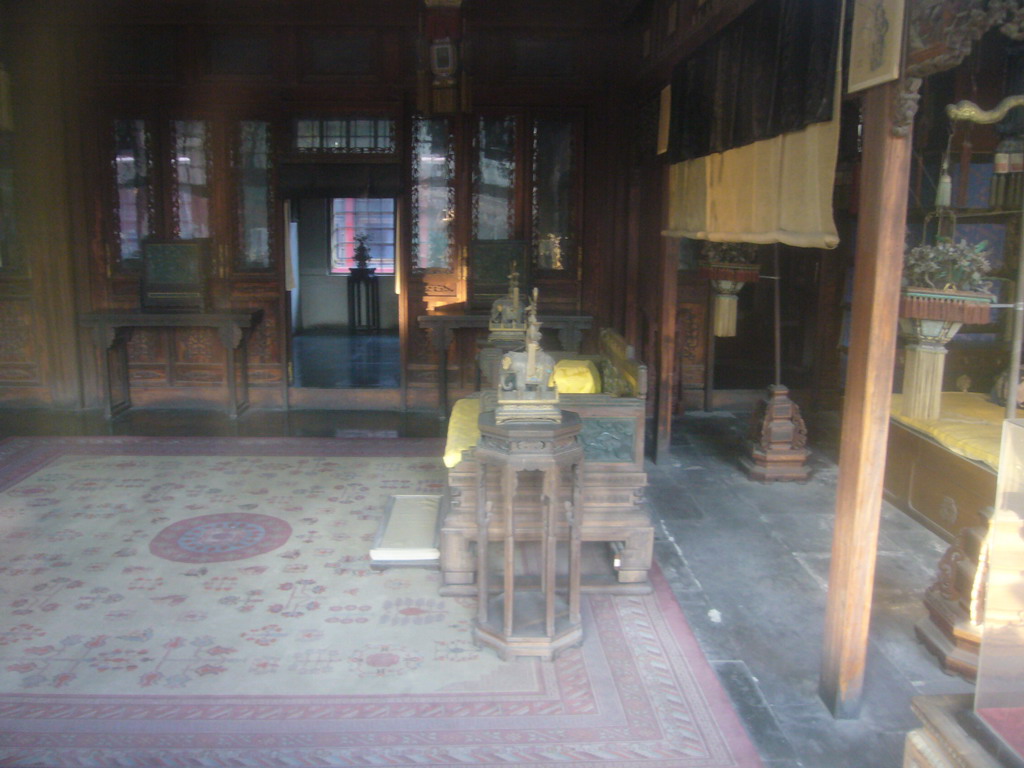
[
  {"x1": 663, "y1": 31, "x2": 842, "y2": 249},
  {"x1": 550, "y1": 359, "x2": 602, "y2": 394},
  {"x1": 663, "y1": 117, "x2": 840, "y2": 248},
  {"x1": 443, "y1": 396, "x2": 482, "y2": 468},
  {"x1": 890, "y1": 392, "x2": 1017, "y2": 472}
]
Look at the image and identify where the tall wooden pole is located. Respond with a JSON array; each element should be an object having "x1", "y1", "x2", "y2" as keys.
[
  {"x1": 819, "y1": 81, "x2": 913, "y2": 718},
  {"x1": 772, "y1": 248, "x2": 782, "y2": 387}
]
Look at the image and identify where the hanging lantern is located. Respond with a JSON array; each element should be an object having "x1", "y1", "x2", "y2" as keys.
[
  {"x1": 698, "y1": 242, "x2": 760, "y2": 337},
  {"x1": 418, "y1": 0, "x2": 469, "y2": 115}
]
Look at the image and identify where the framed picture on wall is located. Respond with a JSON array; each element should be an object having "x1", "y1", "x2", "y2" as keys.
[{"x1": 848, "y1": 0, "x2": 906, "y2": 93}]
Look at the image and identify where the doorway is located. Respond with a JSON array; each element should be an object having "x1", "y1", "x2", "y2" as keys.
[
  {"x1": 706, "y1": 247, "x2": 820, "y2": 410},
  {"x1": 287, "y1": 196, "x2": 401, "y2": 390}
]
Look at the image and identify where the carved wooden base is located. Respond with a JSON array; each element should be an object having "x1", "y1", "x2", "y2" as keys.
[
  {"x1": 442, "y1": 441, "x2": 652, "y2": 592},
  {"x1": 915, "y1": 590, "x2": 981, "y2": 681},
  {"x1": 741, "y1": 385, "x2": 810, "y2": 482},
  {"x1": 439, "y1": 540, "x2": 654, "y2": 597},
  {"x1": 915, "y1": 523, "x2": 987, "y2": 681},
  {"x1": 903, "y1": 695, "x2": 1010, "y2": 768},
  {"x1": 474, "y1": 593, "x2": 582, "y2": 661},
  {"x1": 439, "y1": 494, "x2": 654, "y2": 594}
]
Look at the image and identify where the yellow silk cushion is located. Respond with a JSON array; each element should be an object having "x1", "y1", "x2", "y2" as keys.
[
  {"x1": 890, "y1": 392, "x2": 1018, "y2": 471},
  {"x1": 443, "y1": 397, "x2": 482, "y2": 468},
  {"x1": 550, "y1": 359, "x2": 602, "y2": 394}
]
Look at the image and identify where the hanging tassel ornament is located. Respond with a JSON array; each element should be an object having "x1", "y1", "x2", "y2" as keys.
[
  {"x1": 935, "y1": 129, "x2": 953, "y2": 209},
  {"x1": 698, "y1": 242, "x2": 760, "y2": 338},
  {"x1": 934, "y1": 154, "x2": 952, "y2": 209},
  {"x1": 899, "y1": 318, "x2": 963, "y2": 420}
]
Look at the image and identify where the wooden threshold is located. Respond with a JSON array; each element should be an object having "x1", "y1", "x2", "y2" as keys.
[{"x1": 287, "y1": 387, "x2": 402, "y2": 410}]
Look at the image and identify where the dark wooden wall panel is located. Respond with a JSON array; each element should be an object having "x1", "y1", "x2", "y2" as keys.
[
  {"x1": 0, "y1": 294, "x2": 41, "y2": 386},
  {"x1": 0, "y1": 0, "x2": 660, "y2": 415},
  {"x1": 676, "y1": 277, "x2": 707, "y2": 411}
]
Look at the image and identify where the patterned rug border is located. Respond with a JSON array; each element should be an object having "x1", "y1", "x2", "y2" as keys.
[{"x1": 0, "y1": 580, "x2": 762, "y2": 767}]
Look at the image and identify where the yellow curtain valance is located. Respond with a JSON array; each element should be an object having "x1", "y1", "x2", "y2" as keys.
[
  {"x1": 663, "y1": 117, "x2": 841, "y2": 249},
  {"x1": 663, "y1": 25, "x2": 842, "y2": 251}
]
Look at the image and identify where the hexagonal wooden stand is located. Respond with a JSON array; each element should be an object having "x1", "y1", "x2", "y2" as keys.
[{"x1": 473, "y1": 411, "x2": 584, "y2": 661}]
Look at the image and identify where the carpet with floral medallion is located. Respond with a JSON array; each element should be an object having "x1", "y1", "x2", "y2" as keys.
[{"x1": 0, "y1": 437, "x2": 762, "y2": 768}]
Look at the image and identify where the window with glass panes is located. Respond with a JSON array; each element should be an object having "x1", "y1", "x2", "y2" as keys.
[
  {"x1": 330, "y1": 198, "x2": 395, "y2": 274},
  {"x1": 113, "y1": 119, "x2": 152, "y2": 264},
  {"x1": 295, "y1": 118, "x2": 395, "y2": 154}
]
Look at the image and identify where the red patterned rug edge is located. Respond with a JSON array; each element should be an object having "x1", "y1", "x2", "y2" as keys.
[
  {"x1": 648, "y1": 564, "x2": 766, "y2": 767},
  {"x1": 0, "y1": 436, "x2": 765, "y2": 768}
]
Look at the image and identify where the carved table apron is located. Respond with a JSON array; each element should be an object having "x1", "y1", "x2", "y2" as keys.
[{"x1": 79, "y1": 309, "x2": 263, "y2": 419}]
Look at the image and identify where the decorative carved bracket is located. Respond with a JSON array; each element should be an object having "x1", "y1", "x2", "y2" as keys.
[
  {"x1": 218, "y1": 324, "x2": 245, "y2": 351},
  {"x1": 893, "y1": 77, "x2": 923, "y2": 138},
  {"x1": 907, "y1": 0, "x2": 1024, "y2": 80}
]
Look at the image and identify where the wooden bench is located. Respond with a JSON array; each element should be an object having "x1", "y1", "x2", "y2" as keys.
[{"x1": 884, "y1": 392, "x2": 1002, "y2": 543}]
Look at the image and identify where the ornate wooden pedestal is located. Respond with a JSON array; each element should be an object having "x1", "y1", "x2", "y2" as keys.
[
  {"x1": 915, "y1": 521, "x2": 988, "y2": 681},
  {"x1": 348, "y1": 267, "x2": 380, "y2": 332},
  {"x1": 741, "y1": 385, "x2": 811, "y2": 481},
  {"x1": 473, "y1": 411, "x2": 584, "y2": 661}
]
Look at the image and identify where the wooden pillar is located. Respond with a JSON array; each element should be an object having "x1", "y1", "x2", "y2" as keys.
[
  {"x1": 656, "y1": 166, "x2": 679, "y2": 463},
  {"x1": 819, "y1": 80, "x2": 914, "y2": 718},
  {"x1": 625, "y1": 172, "x2": 642, "y2": 350},
  {"x1": 7, "y1": 16, "x2": 84, "y2": 408}
]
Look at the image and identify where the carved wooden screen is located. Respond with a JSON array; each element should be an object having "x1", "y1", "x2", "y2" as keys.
[{"x1": 96, "y1": 114, "x2": 286, "y2": 399}]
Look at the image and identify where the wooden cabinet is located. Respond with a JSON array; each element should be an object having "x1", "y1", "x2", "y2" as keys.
[
  {"x1": 413, "y1": 111, "x2": 584, "y2": 316},
  {"x1": 90, "y1": 112, "x2": 285, "y2": 406}
]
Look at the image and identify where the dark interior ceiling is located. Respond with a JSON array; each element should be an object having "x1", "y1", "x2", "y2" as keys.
[{"x1": 2, "y1": 0, "x2": 638, "y2": 32}]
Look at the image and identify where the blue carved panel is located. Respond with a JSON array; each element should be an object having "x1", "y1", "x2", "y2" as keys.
[{"x1": 579, "y1": 417, "x2": 636, "y2": 463}]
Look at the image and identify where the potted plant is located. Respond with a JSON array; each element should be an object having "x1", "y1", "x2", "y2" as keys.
[
  {"x1": 698, "y1": 241, "x2": 761, "y2": 337},
  {"x1": 899, "y1": 238, "x2": 995, "y2": 420},
  {"x1": 900, "y1": 238, "x2": 994, "y2": 324}
]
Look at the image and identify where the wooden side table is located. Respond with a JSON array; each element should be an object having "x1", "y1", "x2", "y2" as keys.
[
  {"x1": 472, "y1": 411, "x2": 585, "y2": 661},
  {"x1": 78, "y1": 309, "x2": 262, "y2": 419},
  {"x1": 416, "y1": 313, "x2": 592, "y2": 416}
]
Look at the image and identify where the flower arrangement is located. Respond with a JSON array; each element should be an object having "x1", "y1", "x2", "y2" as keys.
[
  {"x1": 900, "y1": 238, "x2": 994, "y2": 326},
  {"x1": 902, "y1": 238, "x2": 992, "y2": 294},
  {"x1": 353, "y1": 233, "x2": 372, "y2": 269},
  {"x1": 699, "y1": 241, "x2": 761, "y2": 284},
  {"x1": 702, "y1": 241, "x2": 759, "y2": 264}
]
